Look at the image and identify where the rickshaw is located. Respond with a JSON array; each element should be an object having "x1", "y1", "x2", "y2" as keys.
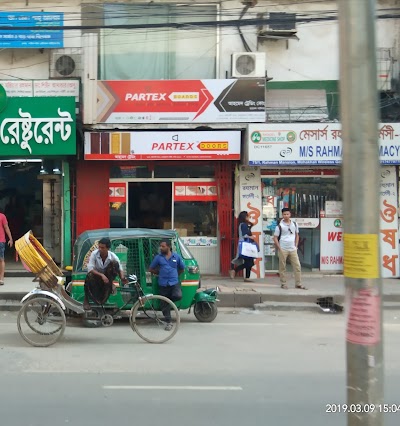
[
  {"x1": 68, "y1": 228, "x2": 219, "y2": 324},
  {"x1": 15, "y1": 231, "x2": 181, "y2": 347}
]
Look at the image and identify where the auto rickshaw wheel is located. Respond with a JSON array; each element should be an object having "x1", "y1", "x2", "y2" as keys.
[
  {"x1": 17, "y1": 296, "x2": 66, "y2": 347},
  {"x1": 194, "y1": 301, "x2": 218, "y2": 323}
]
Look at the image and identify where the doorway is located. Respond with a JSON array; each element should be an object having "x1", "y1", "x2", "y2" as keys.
[
  {"x1": 0, "y1": 161, "x2": 43, "y2": 267},
  {"x1": 128, "y1": 182, "x2": 172, "y2": 229}
]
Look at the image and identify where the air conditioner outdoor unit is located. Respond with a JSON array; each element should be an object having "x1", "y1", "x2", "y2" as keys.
[
  {"x1": 231, "y1": 52, "x2": 266, "y2": 78},
  {"x1": 50, "y1": 53, "x2": 82, "y2": 78}
]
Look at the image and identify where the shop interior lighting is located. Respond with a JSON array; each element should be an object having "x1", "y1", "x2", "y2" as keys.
[{"x1": 39, "y1": 165, "x2": 48, "y2": 175}]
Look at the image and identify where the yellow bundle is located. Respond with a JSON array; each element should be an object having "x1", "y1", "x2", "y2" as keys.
[{"x1": 15, "y1": 231, "x2": 63, "y2": 288}]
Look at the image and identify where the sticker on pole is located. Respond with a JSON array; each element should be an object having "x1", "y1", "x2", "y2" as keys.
[
  {"x1": 346, "y1": 288, "x2": 381, "y2": 346},
  {"x1": 344, "y1": 234, "x2": 379, "y2": 278}
]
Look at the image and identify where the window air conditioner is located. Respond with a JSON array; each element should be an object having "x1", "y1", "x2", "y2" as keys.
[
  {"x1": 231, "y1": 52, "x2": 266, "y2": 78},
  {"x1": 50, "y1": 53, "x2": 82, "y2": 78}
]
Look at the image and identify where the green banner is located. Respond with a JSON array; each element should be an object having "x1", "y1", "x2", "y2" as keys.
[{"x1": 0, "y1": 97, "x2": 76, "y2": 156}]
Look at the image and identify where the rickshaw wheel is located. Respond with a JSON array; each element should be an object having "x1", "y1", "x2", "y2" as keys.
[
  {"x1": 130, "y1": 295, "x2": 180, "y2": 344},
  {"x1": 17, "y1": 296, "x2": 66, "y2": 347},
  {"x1": 194, "y1": 302, "x2": 218, "y2": 323}
]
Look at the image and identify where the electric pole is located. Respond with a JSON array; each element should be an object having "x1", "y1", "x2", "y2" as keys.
[{"x1": 338, "y1": 0, "x2": 384, "y2": 425}]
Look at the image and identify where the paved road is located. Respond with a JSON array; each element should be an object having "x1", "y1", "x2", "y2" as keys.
[{"x1": 1, "y1": 309, "x2": 399, "y2": 426}]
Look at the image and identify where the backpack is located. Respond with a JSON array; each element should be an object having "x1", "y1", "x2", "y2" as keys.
[{"x1": 277, "y1": 220, "x2": 298, "y2": 241}]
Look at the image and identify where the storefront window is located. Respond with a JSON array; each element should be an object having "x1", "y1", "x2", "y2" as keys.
[
  {"x1": 174, "y1": 201, "x2": 217, "y2": 237},
  {"x1": 110, "y1": 202, "x2": 126, "y2": 228},
  {"x1": 262, "y1": 176, "x2": 342, "y2": 271},
  {"x1": 262, "y1": 177, "x2": 342, "y2": 218},
  {"x1": 155, "y1": 165, "x2": 214, "y2": 178}
]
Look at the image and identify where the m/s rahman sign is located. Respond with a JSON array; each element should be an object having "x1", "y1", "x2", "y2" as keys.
[{"x1": 96, "y1": 79, "x2": 265, "y2": 124}]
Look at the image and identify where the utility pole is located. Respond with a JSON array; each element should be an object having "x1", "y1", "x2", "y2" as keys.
[{"x1": 338, "y1": 1, "x2": 384, "y2": 425}]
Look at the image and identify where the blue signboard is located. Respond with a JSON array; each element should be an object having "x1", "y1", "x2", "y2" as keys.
[{"x1": 0, "y1": 12, "x2": 63, "y2": 48}]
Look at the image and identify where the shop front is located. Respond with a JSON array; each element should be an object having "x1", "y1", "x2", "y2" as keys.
[
  {"x1": 0, "y1": 82, "x2": 77, "y2": 266},
  {"x1": 245, "y1": 122, "x2": 400, "y2": 278},
  {"x1": 77, "y1": 130, "x2": 241, "y2": 274}
]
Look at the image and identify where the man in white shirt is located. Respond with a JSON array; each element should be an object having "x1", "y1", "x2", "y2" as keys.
[
  {"x1": 83, "y1": 237, "x2": 128, "y2": 310},
  {"x1": 273, "y1": 208, "x2": 307, "y2": 290}
]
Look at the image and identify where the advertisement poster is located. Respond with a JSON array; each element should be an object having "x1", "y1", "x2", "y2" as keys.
[
  {"x1": 320, "y1": 218, "x2": 344, "y2": 272},
  {"x1": 174, "y1": 182, "x2": 217, "y2": 202},
  {"x1": 248, "y1": 123, "x2": 400, "y2": 165},
  {"x1": 84, "y1": 130, "x2": 241, "y2": 160},
  {"x1": 97, "y1": 79, "x2": 265, "y2": 123},
  {"x1": 239, "y1": 166, "x2": 265, "y2": 278}
]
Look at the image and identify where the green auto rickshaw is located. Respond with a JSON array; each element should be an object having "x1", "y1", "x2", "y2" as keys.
[{"x1": 68, "y1": 228, "x2": 218, "y2": 323}]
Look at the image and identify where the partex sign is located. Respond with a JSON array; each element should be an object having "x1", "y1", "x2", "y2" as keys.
[{"x1": 96, "y1": 79, "x2": 266, "y2": 123}]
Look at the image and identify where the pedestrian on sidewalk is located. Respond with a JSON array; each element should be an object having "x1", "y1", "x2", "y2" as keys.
[
  {"x1": 229, "y1": 211, "x2": 256, "y2": 282},
  {"x1": 273, "y1": 208, "x2": 307, "y2": 290},
  {"x1": 0, "y1": 209, "x2": 13, "y2": 286}
]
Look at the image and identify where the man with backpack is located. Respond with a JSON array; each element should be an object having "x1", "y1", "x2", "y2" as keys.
[{"x1": 273, "y1": 208, "x2": 307, "y2": 290}]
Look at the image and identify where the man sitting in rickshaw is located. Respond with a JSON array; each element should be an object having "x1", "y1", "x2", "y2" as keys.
[{"x1": 83, "y1": 237, "x2": 128, "y2": 310}]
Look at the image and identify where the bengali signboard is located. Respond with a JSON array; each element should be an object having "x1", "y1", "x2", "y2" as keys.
[
  {"x1": 247, "y1": 123, "x2": 400, "y2": 165},
  {"x1": 0, "y1": 12, "x2": 63, "y2": 48},
  {"x1": 0, "y1": 80, "x2": 79, "y2": 98},
  {"x1": 379, "y1": 167, "x2": 399, "y2": 278},
  {"x1": 239, "y1": 166, "x2": 265, "y2": 279},
  {"x1": 84, "y1": 130, "x2": 241, "y2": 160},
  {"x1": 96, "y1": 79, "x2": 265, "y2": 124},
  {"x1": 0, "y1": 97, "x2": 76, "y2": 156},
  {"x1": 318, "y1": 167, "x2": 399, "y2": 277}
]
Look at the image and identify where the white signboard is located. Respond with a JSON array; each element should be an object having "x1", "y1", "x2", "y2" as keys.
[
  {"x1": 0, "y1": 80, "x2": 79, "y2": 98},
  {"x1": 325, "y1": 201, "x2": 343, "y2": 217},
  {"x1": 296, "y1": 218, "x2": 320, "y2": 228},
  {"x1": 239, "y1": 166, "x2": 265, "y2": 279},
  {"x1": 320, "y1": 218, "x2": 344, "y2": 271},
  {"x1": 319, "y1": 167, "x2": 399, "y2": 276},
  {"x1": 84, "y1": 131, "x2": 241, "y2": 160},
  {"x1": 379, "y1": 166, "x2": 399, "y2": 277},
  {"x1": 248, "y1": 123, "x2": 400, "y2": 165}
]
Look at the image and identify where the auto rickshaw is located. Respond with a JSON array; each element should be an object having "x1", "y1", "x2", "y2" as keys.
[{"x1": 68, "y1": 228, "x2": 219, "y2": 323}]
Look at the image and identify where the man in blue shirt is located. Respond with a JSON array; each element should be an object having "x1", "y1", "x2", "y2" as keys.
[{"x1": 149, "y1": 239, "x2": 184, "y2": 330}]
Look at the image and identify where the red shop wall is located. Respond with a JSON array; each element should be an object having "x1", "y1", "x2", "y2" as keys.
[{"x1": 76, "y1": 160, "x2": 109, "y2": 236}]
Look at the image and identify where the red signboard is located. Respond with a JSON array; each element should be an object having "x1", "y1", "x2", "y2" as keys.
[
  {"x1": 84, "y1": 130, "x2": 241, "y2": 160},
  {"x1": 97, "y1": 79, "x2": 265, "y2": 123}
]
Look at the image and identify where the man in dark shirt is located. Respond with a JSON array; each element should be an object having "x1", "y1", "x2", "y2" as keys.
[{"x1": 149, "y1": 239, "x2": 184, "y2": 330}]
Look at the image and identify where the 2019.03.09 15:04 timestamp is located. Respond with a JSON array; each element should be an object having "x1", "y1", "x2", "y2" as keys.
[{"x1": 326, "y1": 404, "x2": 400, "y2": 414}]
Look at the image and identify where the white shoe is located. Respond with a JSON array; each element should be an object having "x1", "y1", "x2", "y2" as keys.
[{"x1": 229, "y1": 269, "x2": 235, "y2": 280}]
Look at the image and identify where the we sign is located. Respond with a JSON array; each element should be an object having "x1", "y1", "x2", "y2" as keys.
[{"x1": 320, "y1": 218, "x2": 344, "y2": 272}]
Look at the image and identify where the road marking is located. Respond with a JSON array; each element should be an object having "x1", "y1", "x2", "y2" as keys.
[{"x1": 103, "y1": 386, "x2": 243, "y2": 391}]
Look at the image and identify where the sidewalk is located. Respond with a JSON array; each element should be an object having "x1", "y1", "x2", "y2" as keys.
[{"x1": 1, "y1": 273, "x2": 400, "y2": 312}]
